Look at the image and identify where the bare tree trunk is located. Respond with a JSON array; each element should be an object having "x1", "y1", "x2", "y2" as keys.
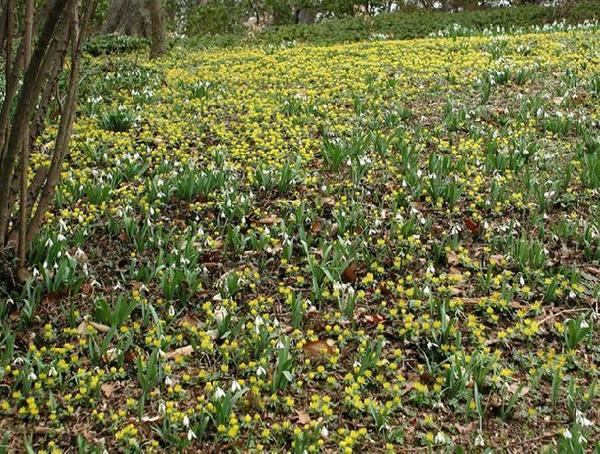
[
  {"x1": 4, "y1": 0, "x2": 12, "y2": 74},
  {"x1": 147, "y1": 0, "x2": 166, "y2": 59},
  {"x1": 0, "y1": 1, "x2": 7, "y2": 55},
  {"x1": 102, "y1": 0, "x2": 151, "y2": 36},
  {"x1": 17, "y1": 0, "x2": 34, "y2": 279}
]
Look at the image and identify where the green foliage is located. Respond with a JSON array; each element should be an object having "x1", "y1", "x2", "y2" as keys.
[
  {"x1": 97, "y1": 109, "x2": 137, "y2": 132},
  {"x1": 85, "y1": 34, "x2": 148, "y2": 56},
  {"x1": 186, "y1": 0, "x2": 245, "y2": 35},
  {"x1": 183, "y1": 3, "x2": 600, "y2": 47}
]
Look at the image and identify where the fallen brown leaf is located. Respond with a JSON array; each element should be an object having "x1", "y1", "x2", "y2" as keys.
[
  {"x1": 302, "y1": 339, "x2": 335, "y2": 357},
  {"x1": 76, "y1": 321, "x2": 111, "y2": 335},
  {"x1": 258, "y1": 216, "x2": 278, "y2": 225},
  {"x1": 363, "y1": 313, "x2": 385, "y2": 324},
  {"x1": 446, "y1": 251, "x2": 459, "y2": 266},
  {"x1": 164, "y1": 345, "x2": 194, "y2": 360},
  {"x1": 310, "y1": 220, "x2": 322, "y2": 234},
  {"x1": 101, "y1": 382, "x2": 116, "y2": 398},
  {"x1": 507, "y1": 382, "x2": 529, "y2": 397},
  {"x1": 295, "y1": 410, "x2": 311, "y2": 425},
  {"x1": 81, "y1": 282, "x2": 93, "y2": 295},
  {"x1": 341, "y1": 261, "x2": 358, "y2": 283}
]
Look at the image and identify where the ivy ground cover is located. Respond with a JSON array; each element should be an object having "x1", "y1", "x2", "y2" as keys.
[{"x1": 1, "y1": 28, "x2": 599, "y2": 452}]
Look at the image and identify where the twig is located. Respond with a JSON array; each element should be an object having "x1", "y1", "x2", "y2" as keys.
[
  {"x1": 537, "y1": 308, "x2": 587, "y2": 326},
  {"x1": 495, "y1": 431, "x2": 556, "y2": 450}
]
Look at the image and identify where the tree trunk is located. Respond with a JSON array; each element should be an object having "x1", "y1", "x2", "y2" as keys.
[
  {"x1": 17, "y1": 0, "x2": 34, "y2": 278},
  {"x1": 147, "y1": 0, "x2": 166, "y2": 59},
  {"x1": 102, "y1": 0, "x2": 151, "y2": 36}
]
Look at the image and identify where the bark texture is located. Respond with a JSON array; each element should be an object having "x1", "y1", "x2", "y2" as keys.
[
  {"x1": 102, "y1": 0, "x2": 151, "y2": 36},
  {"x1": 147, "y1": 0, "x2": 167, "y2": 58}
]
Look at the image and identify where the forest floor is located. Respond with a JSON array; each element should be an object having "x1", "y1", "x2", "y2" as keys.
[{"x1": 0, "y1": 26, "x2": 599, "y2": 452}]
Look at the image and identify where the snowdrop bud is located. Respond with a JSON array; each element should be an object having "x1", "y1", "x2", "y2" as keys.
[
  {"x1": 187, "y1": 429, "x2": 197, "y2": 441},
  {"x1": 215, "y1": 308, "x2": 228, "y2": 324},
  {"x1": 183, "y1": 415, "x2": 190, "y2": 427}
]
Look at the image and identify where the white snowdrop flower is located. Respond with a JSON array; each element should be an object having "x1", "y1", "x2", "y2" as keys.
[
  {"x1": 254, "y1": 316, "x2": 264, "y2": 333},
  {"x1": 187, "y1": 429, "x2": 197, "y2": 441},
  {"x1": 164, "y1": 376, "x2": 173, "y2": 387},
  {"x1": 353, "y1": 360, "x2": 361, "y2": 369},
  {"x1": 48, "y1": 367, "x2": 57, "y2": 377},
  {"x1": 168, "y1": 305, "x2": 175, "y2": 317},
  {"x1": 580, "y1": 320, "x2": 589, "y2": 329},
  {"x1": 57, "y1": 234, "x2": 66, "y2": 242},
  {"x1": 563, "y1": 429, "x2": 572, "y2": 439},
  {"x1": 474, "y1": 433, "x2": 485, "y2": 446},
  {"x1": 276, "y1": 340, "x2": 285, "y2": 349},
  {"x1": 320, "y1": 426, "x2": 329, "y2": 438},
  {"x1": 215, "y1": 307, "x2": 228, "y2": 323},
  {"x1": 576, "y1": 410, "x2": 593, "y2": 427},
  {"x1": 45, "y1": 238, "x2": 53, "y2": 248},
  {"x1": 214, "y1": 387, "x2": 226, "y2": 399},
  {"x1": 231, "y1": 380, "x2": 241, "y2": 393},
  {"x1": 183, "y1": 415, "x2": 190, "y2": 427},
  {"x1": 256, "y1": 366, "x2": 266, "y2": 377},
  {"x1": 435, "y1": 432, "x2": 446, "y2": 444},
  {"x1": 158, "y1": 402, "x2": 166, "y2": 415},
  {"x1": 28, "y1": 372, "x2": 37, "y2": 381}
]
